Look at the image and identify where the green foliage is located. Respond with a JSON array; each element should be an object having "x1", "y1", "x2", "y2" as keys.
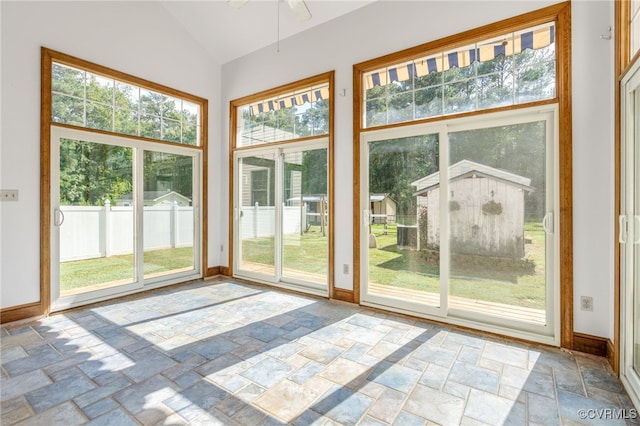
[
  {"x1": 449, "y1": 121, "x2": 546, "y2": 221},
  {"x1": 369, "y1": 135, "x2": 439, "y2": 220},
  {"x1": 365, "y1": 41, "x2": 556, "y2": 126},
  {"x1": 52, "y1": 63, "x2": 199, "y2": 145},
  {"x1": 59, "y1": 139, "x2": 133, "y2": 206}
]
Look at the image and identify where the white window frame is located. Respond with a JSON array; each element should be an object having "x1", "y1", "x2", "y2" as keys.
[
  {"x1": 233, "y1": 138, "x2": 330, "y2": 297},
  {"x1": 360, "y1": 104, "x2": 559, "y2": 346},
  {"x1": 50, "y1": 126, "x2": 202, "y2": 311}
]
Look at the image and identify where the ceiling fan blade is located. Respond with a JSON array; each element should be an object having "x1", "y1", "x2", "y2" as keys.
[
  {"x1": 228, "y1": 0, "x2": 249, "y2": 9},
  {"x1": 286, "y1": 0, "x2": 311, "y2": 21}
]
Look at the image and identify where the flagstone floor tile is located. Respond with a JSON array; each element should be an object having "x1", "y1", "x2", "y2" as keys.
[{"x1": 1, "y1": 279, "x2": 637, "y2": 425}]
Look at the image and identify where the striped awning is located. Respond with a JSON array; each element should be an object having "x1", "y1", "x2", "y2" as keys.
[
  {"x1": 246, "y1": 85, "x2": 330, "y2": 115},
  {"x1": 365, "y1": 23, "x2": 555, "y2": 90}
]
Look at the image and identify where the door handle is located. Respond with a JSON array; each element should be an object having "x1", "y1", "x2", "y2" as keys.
[
  {"x1": 619, "y1": 215, "x2": 628, "y2": 243},
  {"x1": 54, "y1": 208, "x2": 65, "y2": 227},
  {"x1": 542, "y1": 212, "x2": 553, "y2": 234}
]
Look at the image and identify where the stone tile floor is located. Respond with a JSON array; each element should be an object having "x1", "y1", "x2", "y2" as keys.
[{"x1": 1, "y1": 278, "x2": 638, "y2": 425}]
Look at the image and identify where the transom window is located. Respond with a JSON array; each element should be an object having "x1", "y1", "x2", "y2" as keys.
[
  {"x1": 236, "y1": 83, "x2": 330, "y2": 147},
  {"x1": 52, "y1": 62, "x2": 201, "y2": 146},
  {"x1": 364, "y1": 22, "x2": 556, "y2": 127}
]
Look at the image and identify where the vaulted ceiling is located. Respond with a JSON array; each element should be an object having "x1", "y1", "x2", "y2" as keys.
[{"x1": 161, "y1": 1, "x2": 376, "y2": 64}]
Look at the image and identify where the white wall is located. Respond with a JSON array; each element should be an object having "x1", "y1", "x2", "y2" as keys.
[
  {"x1": 0, "y1": 0, "x2": 616, "y2": 339},
  {"x1": 0, "y1": 1, "x2": 222, "y2": 309},
  {"x1": 220, "y1": 1, "x2": 615, "y2": 338},
  {"x1": 571, "y1": 0, "x2": 615, "y2": 338}
]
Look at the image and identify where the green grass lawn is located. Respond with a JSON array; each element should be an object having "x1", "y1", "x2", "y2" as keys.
[
  {"x1": 60, "y1": 247, "x2": 194, "y2": 291},
  {"x1": 241, "y1": 226, "x2": 328, "y2": 275},
  {"x1": 369, "y1": 223, "x2": 546, "y2": 309}
]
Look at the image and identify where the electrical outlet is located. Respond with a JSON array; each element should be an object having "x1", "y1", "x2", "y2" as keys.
[
  {"x1": 580, "y1": 296, "x2": 593, "y2": 311},
  {"x1": 0, "y1": 190, "x2": 18, "y2": 201},
  {"x1": 343, "y1": 264, "x2": 349, "y2": 274}
]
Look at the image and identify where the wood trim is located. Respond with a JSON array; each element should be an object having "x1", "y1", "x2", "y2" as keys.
[
  {"x1": 327, "y1": 71, "x2": 336, "y2": 299},
  {"x1": 228, "y1": 99, "x2": 236, "y2": 277},
  {"x1": 617, "y1": 0, "x2": 632, "y2": 75},
  {"x1": 352, "y1": 3, "x2": 573, "y2": 345},
  {"x1": 41, "y1": 47, "x2": 52, "y2": 317},
  {"x1": 573, "y1": 332, "x2": 609, "y2": 358},
  {"x1": 44, "y1": 48, "x2": 208, "y2": 106},
  {"x1": 353, "y1": 58, "x2": 362, "y2": 304},
  {"x1": 227, "y1": 71, "x2": 336, "y2": 294},
  {"x1": 206, "y1": 267, "x2": 221, "y2": 277},
  {"x1": 613, "y1": 0, "x2": 626, "y2": 377},
  {"x1": 201, "y1": 99, "x2": 209, "y2": 283},
  {"x1": 230, "y1": 73, "x2": 334, "y2": 111},
  {"x1": 220, "y1": 266, "x2": 232, "y2": 276},
  {"x1": 353, "y1": 2, "x2": 569, "y2": 75},
  {"x1": 333, "y1": 288, "x2": 355, "y2": 304},
  {"x1": 0, "y1": 302, "x2": 43, "y2": 325},
  {"x1": 47, "y1": 122, "x2": 205, "y2": 152},
  {"x1": 556, "y1": 1, "x2": 573, "y2": 351},
  {"x1": 607, "y1": 338, "x2": 617, "y2": 371}
]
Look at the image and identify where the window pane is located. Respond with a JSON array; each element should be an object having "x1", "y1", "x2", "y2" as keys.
[
  {"x1": 388, "y1": 92, "x2": 413, "y2": 124},
  {"x1": 58, "y1": 139, "x2": 134, "y2": 295},
  {"x1": 52, "y1": 93, "x2": 84, "y2": 126},
  {"x1": 444, "y1": 80, "x2": 476, "y2": 114},
  {"x1": 448, "y1": 121, "x2": 547, "y2": 324},
  {"x1": 52, "y1": 63, "x2": 84, "y2": 97},
  {"x1": 52, "y1": 62, "x2": 202, "y2": 146},
  {"x1": 140, "y1": 114, "x2": 161, "y2": 140},
  {"x1": 282, "y1": 149, "x2": 328, "y2": 285},
  {"x1": 516, "y1": 61, "x2": 555, "y2": 103},
  {"x1": 366, "y1": 98, "x2": 387, "y2": 127},
  {"x1": 183, "y1": 125, "x2": 199, "y2": 146},
  {"x1": 162, "y1": 119, "x2": 182, "y2": 143},
  {"x1": 86, "y1": 73, "x2": 113, "y2": 104},
  {"x1": 86, "y1": 101, "x2": 113, "y2": 132},
  {"x1": 114, "y1": 108, "x2": 138, "y2": 136},
  {"x1": 143, "y1": 151, "x2": 195, "y2": 280},
  {"x1": 415, "y1": 86, "x2": 443, "y2": 119},
  {"x1": 367, "y1": 134, "x2": 441, "y2": 307},
  {"x1": 238, "y1": 154, "x2": 276, "y2": 277},
  {"x1": 237, "y1": 83, "x2": 329, "y2": 146},
  {"x1": 477, "y1": 72, "x2": 514, "y2": 109},
  {"x1": 362, "y1": 22, "x2": 556, "y2": 128}
]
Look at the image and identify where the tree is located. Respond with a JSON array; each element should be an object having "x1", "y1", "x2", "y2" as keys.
[{"x1": 368, "y1": 135, "x2": 439, "y2": 223}]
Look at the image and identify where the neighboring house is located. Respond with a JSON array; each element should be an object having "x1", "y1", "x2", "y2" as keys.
[
  {"x1": 116, "y1": 190, "x2": 191, "y2": 207},
  {"x1": 412, "y1": 160, "x2": 534, "y2": 258},
  {"x1": 370, "y1": 193, "x2": 397, "y2": 224}
]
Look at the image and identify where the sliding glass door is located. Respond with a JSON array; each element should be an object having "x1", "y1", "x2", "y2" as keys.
[
  {"x1": 234, "y1": 140, "x2": 329, "y2": 295},
  {"x1": 51, "y1": 127, "x2": 201, "y2": 310},
  {"x1": 620, "y1": 58, "x2": 640, "y2": 409},
  {"x1": 361, "y1": 106, "x2": 558, "y2": 342}
]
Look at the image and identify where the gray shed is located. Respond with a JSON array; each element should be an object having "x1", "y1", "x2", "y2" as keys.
[{"x1": 412, "y1": 160, "x2": 534, "y2": 258}]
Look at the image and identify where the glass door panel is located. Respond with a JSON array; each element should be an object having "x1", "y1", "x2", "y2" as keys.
[
  {"x1": 143, "y1": 151, "x2": 196, "y2": 279},
  {"x1": 621, "y1": 58, "x2": 640, "y2": 408},
  {"x1": 282, "y1": 148, "x2": 328, "y2": 286},
  {"x1": 447, "y1": 121, "x2": 548, "y2": 326},
  {"x1": 633, "y1": 88, "x2": 640, "y2": 379},
  {"x1": 57, "y1": 138, "x2": 135, "y2": 297},
  {"x1": 237, "y1": 154, "x2": 277, "y2": 278},
  {"x1": 366, "y1": 134, "x2": 441, "y2": 309}
]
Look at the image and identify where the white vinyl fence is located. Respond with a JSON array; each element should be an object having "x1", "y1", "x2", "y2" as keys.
[
  {"x1": 60, "y1": 201, "x2": 193, "y2": 262},
  {"x1": 239, "y1": 204, "x2": 308, "y2": 239}
]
